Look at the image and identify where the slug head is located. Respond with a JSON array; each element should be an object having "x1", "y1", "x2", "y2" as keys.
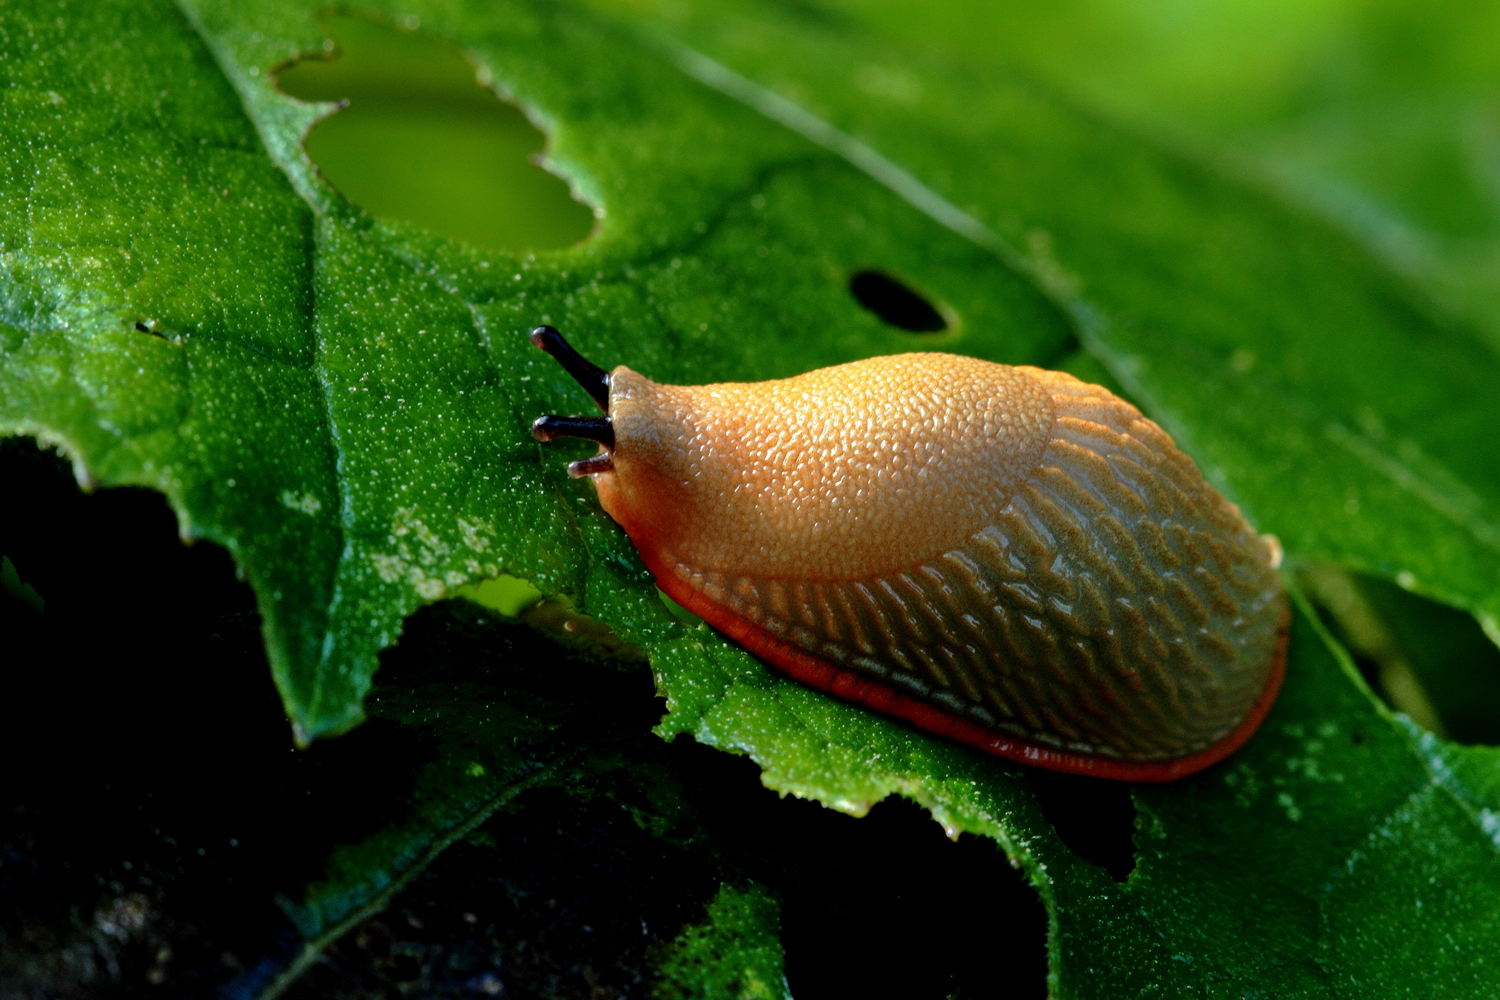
[{"x1": 529, "y1": 328, "x2": 1059, "y2": 580}]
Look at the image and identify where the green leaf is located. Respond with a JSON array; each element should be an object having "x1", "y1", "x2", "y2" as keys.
[
  {"x1": 275, "y1": 14, "x2": 596, "y2": 252},
  {"x1": 836, "y1": 0, "x2": 1500, "y2": 353},
  {"x1": 1302, "y1": 564, "x2": 1500, "y2": 745},
  {"x1": 5, "y1": 0, "x2": 1500, "y2": 994},
  {"x1": 654, "y1": 883, "x2": 790, "y2": 1000}
]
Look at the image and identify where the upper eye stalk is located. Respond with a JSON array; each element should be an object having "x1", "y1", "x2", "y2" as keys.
[{"x1": 529, "y1": 325, "x2": 616, "y2": 478}]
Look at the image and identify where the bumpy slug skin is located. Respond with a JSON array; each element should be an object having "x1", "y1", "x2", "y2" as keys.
[{"x1": 581, "y1": 352, "x2": 1286, "y2": 781}]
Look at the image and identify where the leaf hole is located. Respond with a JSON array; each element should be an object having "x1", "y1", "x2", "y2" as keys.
[
  {"x1": 848, "y1": 270, "x2": 950, "y2": 332},
  {"x1": 1024, "y1": 768, "x2": 1136, "y2": 882},
  {"x1": 1300, "y1": 564, "x2": 1500, "y2": 745},
  {"x1": 277, "y1": 14, "x2": 596, "y2": 252},
  {"x1": 131, "y1": 320, "x2": 181, "y2": 345},
  {"x1": 455, "y1": 577, "x2": 648, "y2": 664}
]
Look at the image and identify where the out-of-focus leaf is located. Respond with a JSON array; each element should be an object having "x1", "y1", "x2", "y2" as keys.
[
  {"x1": 653, "y1": 883, "x2": 789, "y2": 1000},
  {"x1": 1302, "y1": 564, "x2": 1500, "y2": 745},
  {"x1": 834, "y1": 0, "x2": 1500, "y2": 353},
  {"x1": 276, "y1": 14, "x2": 595, "y2": 251}
]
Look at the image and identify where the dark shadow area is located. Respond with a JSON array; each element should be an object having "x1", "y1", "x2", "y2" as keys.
[
  {"x1": 1301, "y1": 565, "x2": 1500, "y2": 745},
  {"x1": 0, "y1": 435, "x2": 672, "y2": 998},
  {"x1": 0, "y1": 435, "x2": 1048, "y2": 999},
  {"x1": 284, "y1": 731, "x2": 1049, "y2": 1000},
  {"x1": 1025, "y1": 768, "x2": 1136, "y2": 882},
  {"x1": 0, "y1": 436, "x2": 303, "y2": 997},
  {"x1": 668, "y1": 741, "x2": 1049, "y2": 1000},
  {"x1": 277, "y1": 14, "x2": 595, "y2": 252},
  {"x1": 282, "y1": 785, "x2": 721, "y2": 1000},
  {"x1": 849, "y1": 269, "x2": 949, "y2": 332}
]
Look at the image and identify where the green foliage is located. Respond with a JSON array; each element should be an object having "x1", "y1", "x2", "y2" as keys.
[
  {"x1": 277, "y1": 15, "x2": 595, "y2": 251},
  {"x1": 654, "y1": 884, "x2": 789, "y2": 1000},
  {"x1": 835, "y1": 0, "x2": 1500, "y2": 352},
  {"x1": 4, "y1": 0, "x2": 1500, "y2": 995},
  {"x1": 1303, "y1": 564, "x2": 1500, "y2": 744}
]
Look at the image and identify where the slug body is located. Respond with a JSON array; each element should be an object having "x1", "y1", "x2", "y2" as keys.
[{"x1": 530, "y1": 327, "x2": 1287, "y2": 781}]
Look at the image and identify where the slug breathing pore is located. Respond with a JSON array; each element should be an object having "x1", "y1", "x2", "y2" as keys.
[{"x1": 529, "y1": 325, "x2": 1287, "y2": 781}]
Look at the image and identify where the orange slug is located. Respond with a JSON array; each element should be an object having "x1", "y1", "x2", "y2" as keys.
[{"x1": 528, "y1": 326, "x2": 1287, "y2": 781}]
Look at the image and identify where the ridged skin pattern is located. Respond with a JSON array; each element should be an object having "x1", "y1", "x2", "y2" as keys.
[{"x1": 593, "y1": 354, "x2": 1285, "y2": 763}]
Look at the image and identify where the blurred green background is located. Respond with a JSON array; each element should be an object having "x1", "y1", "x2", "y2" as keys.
[
  {"x1": 808, "y1": 0, "x2": 1500, "y2": 352},
  {"x1": 281, "y1": 2, "x2": 1500, "y2": 349},
  {"x1": 278, "y1": 14, "x2": 596, "y2": 251}
]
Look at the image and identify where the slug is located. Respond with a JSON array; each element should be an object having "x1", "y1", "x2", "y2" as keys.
[{"x1": 528, "y1": 326, "x2": 1287, "y2": 781}]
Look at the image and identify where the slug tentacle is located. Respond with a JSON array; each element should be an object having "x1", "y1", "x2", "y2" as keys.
[
  {"x1": 567, "y1": 454, "x2": 616, "y2": 478},
  {"x1": 531, "y1": 414, "x2": 615, "y2": 448},
  {"x1": 527, "y1": 327, "x2": 1287, "y2": 781},
  {"x1": 530, "y1": 325, "x2": 612, "y2": 412},
  {"x1": 529, "y1": 327, "x2": 616, "y2": 478}
]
